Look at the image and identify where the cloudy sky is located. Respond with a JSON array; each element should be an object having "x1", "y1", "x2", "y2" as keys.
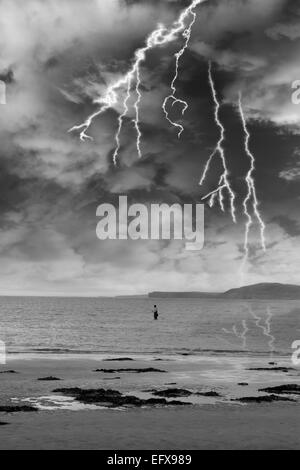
[{"x1": 0, "y1": 0, "x2": 300, "y2": 296}]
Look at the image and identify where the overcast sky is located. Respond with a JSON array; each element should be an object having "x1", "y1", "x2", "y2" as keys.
[{"x1": 0, "y1": 0, "x2": 300, "y2": 296}]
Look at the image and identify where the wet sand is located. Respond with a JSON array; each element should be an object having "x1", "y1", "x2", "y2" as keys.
[{"x1": 0, "y1": 405, "x2": 299, "y2": 449}]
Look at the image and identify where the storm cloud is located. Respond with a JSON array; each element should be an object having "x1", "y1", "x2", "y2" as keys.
[{"x1": 0, "y1": 0, "x2": 299, "y2": 295}]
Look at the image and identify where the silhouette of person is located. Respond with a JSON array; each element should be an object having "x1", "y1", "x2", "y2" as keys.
[{"x1": 153, "y1": 305, "x2": 158, "y2": 320}]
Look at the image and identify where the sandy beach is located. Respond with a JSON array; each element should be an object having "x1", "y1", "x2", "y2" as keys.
[
  {"x1": 0, "y1": 405, "x2": 299, "y2": 450},
  {"x1": 0, "y1": 355, "x2": 299, "y2": 449}
]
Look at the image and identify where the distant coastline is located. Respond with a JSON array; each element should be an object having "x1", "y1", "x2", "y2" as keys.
[{"x1": 148, "y1": 283, "x2": 300, "y2": 300}]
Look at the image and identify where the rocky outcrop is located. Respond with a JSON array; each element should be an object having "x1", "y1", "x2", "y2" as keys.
[
  {"x1": 103, "y1": 358, "x2": 134, "y2": 361},
  {"x1": 259, "y1": 384, "x2": 300, "y2": 395},
  {"x1": 196, "y1": 391, "x2": 221, "y2": 397},
  {"x1": 231, "y1": 395, "x2": 295, "y2": 403},
  {"x1": 247, "y1": 367, "x2": 295, "y2": 372},
  {"x1": 93, "y1": 367, "x2": 166, "y2": 373},
  {"x1": 146, "y1": 388, "x2": 193, "y2": 398},
  {"x1": 53, "y1": 387, "x2": 190, "y2": 408},
  {"x1": 38, "y1": 376, "x2": 61, "y2": 381},
  {"x1": 144, "y1": 388, "x2": 221, "y2": 398},
  {"x1": 0, "y1": 370, "x2": 18, "y2": 374},
  {"x1": 0, "y1": 405, "x2": 38, "y2": 412}
]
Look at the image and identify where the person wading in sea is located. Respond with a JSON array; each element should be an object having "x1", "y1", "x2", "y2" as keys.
[{"x1": 153, "y1": 305, "x2": 159, "y2": 320}]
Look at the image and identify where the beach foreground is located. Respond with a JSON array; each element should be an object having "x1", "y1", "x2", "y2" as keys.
[
  {"x1": 0, "y1": 355, "x2": 299, "y2": 449},
  {"x1": 0, "y1": 404, "x2": 299, "y2": 450}
]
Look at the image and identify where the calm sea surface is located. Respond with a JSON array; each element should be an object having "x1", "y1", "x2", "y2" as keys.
[{"x1": 0, "y1": 297, "x2": 299, "y2": 356}]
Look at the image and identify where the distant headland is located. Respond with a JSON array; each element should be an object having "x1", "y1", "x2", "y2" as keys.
[{"x1": 148, "y1": 283, "x2": 300, "y2": 300}]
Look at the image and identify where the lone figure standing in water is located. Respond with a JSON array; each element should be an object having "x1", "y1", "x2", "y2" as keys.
[{"x1": 153, "y1": 305, "x2": 159, "y2": 320}]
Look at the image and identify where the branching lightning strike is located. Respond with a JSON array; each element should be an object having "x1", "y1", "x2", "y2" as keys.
[
  {"x1": 199, "y1": 61, "x2": 237, "y2": 223},
  {"x1": 69, "y1": 0, "x2": 206, "y2": 165},
  {"x1": 162, "y1": 0, "x2": 203, "y2": 137},
  {"x1": 69, "y1": 25, "x2": 166, "y2": 165},
  {"x1": 69, "y1": 1, "x2": 267, "y2": 260},
  {"x1": 199, "y1": 63, "x2": 266, "y2": 256},
  {"x1": 238, "y1": 93, "x2": 266, "y2": 256}
]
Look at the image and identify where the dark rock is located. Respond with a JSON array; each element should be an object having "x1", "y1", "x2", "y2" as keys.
[
  {"x1": 53, "y1": 387, "x2": 91, "y2": 397},
  {"x1": 247, "y1": 367, "x2": 295, "y2": 372},
  {"x1": 38, "y1": 376, "x2": 61, "y2": 381},
  {"x1": 196, "y1": 391, "x2": 221, "y2": 397},
  {"x1": 238, "y1": 383, "x2": 249, "y2": 386},
  {"x1": 93, "y1": 367, "x2": 166, "y2": 374},
  {"x1": 269, "y1": 362, "x2": 277, "y2": 365},
  {"x1": 53, "y1": 387, "x2": 191, "y2": 408},
  {"x1": 0, "y1": 370, "x2": 18, "y2": 374},
  {"x1": 231, "y1": 395, "x2": 296, "y2": 403},
  {"x1": 258, "y1": 384, "x2": 300, "y2": 395},
  {"x1": 0, "y1": 405, "x2": 38, "y2": 412},
  {"x1": 103, "y1": 358, "x2": 134, "y2": 361},
  {"x1": 150, "y1": 388, "x2": 193, "y2": 398},
  {"x1": 144, "y1": 398, "x2": 169, "y2": 405},
  {"x1": 169, "y1": 400, "x2": 190, "y2": 405},
  {"x1": 144, "y1": 388, "x2": 221, "y2": 398},
  {"x1": 54, "y1": 387, "x2": 121, "y2": 398}
]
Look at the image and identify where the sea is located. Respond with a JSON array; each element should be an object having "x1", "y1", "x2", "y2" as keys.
[{"x1": 0, "y1": 296, "x2": 299, "y2": 358}]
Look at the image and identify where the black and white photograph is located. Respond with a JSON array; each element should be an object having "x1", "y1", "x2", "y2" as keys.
[{"x1": 0, "y1": 0, "x2": 299, "y2": 454}]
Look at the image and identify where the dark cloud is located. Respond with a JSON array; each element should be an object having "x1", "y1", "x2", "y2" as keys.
[
  {"x1": 0, "y1": 0, "x2": 299, "y2": 294},
  {"x1": 271, "y1": 215, "x2": 300, "y2": 237},
  {"x1": 0, "y1": 69, "x2": 14, "y2": 84}
]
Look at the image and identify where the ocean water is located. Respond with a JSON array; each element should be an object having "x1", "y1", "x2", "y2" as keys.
[{"x1": 0, "y1": 297, "x2": 299, "y2": 357}]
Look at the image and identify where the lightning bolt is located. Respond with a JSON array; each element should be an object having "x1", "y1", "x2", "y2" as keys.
[
  {"x1": 162, "y1": 0, "x2": 202, "y2": 137},
  {"x1": 199, "y1": 62, "x2": 236, "y2": 222},
  {"x1": 238, "y1": 93, "x2": 266, "y2": 258},
  {"x1": 70, "y1": 0, "x2": 206, "y2": 165},
  {"x1": 69, "y1": 25, "x2": 166, "y2": 165}
]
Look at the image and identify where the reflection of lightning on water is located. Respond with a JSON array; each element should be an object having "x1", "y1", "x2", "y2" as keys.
[
  {"x1": 235, "y1": 320, "x2": 248, "y2": 349},
  {"x1": 222, "y1": 305, "x2": 276, "y2": 355},
  {"x1": 247, "y1": 305, "x2": 275, "y2": 355},
  {"x1": 200, "y1": 62, "x2": 236, "y2": 222},
  {"x1": 265, "y1": 306, "x2": 275, "y2": 354},
  {"x1": 222, "y1": 320, "x2": 248, "y2": 349},
  {"x1": 247, "y1": 304, "x2": 262, "y2": 332},
  {"x1": 238, "y1": 93, "x2": 266, "y2": 259},
  {"x1": 70, "y1": 0, "x2": 206, "y2": 165}
]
